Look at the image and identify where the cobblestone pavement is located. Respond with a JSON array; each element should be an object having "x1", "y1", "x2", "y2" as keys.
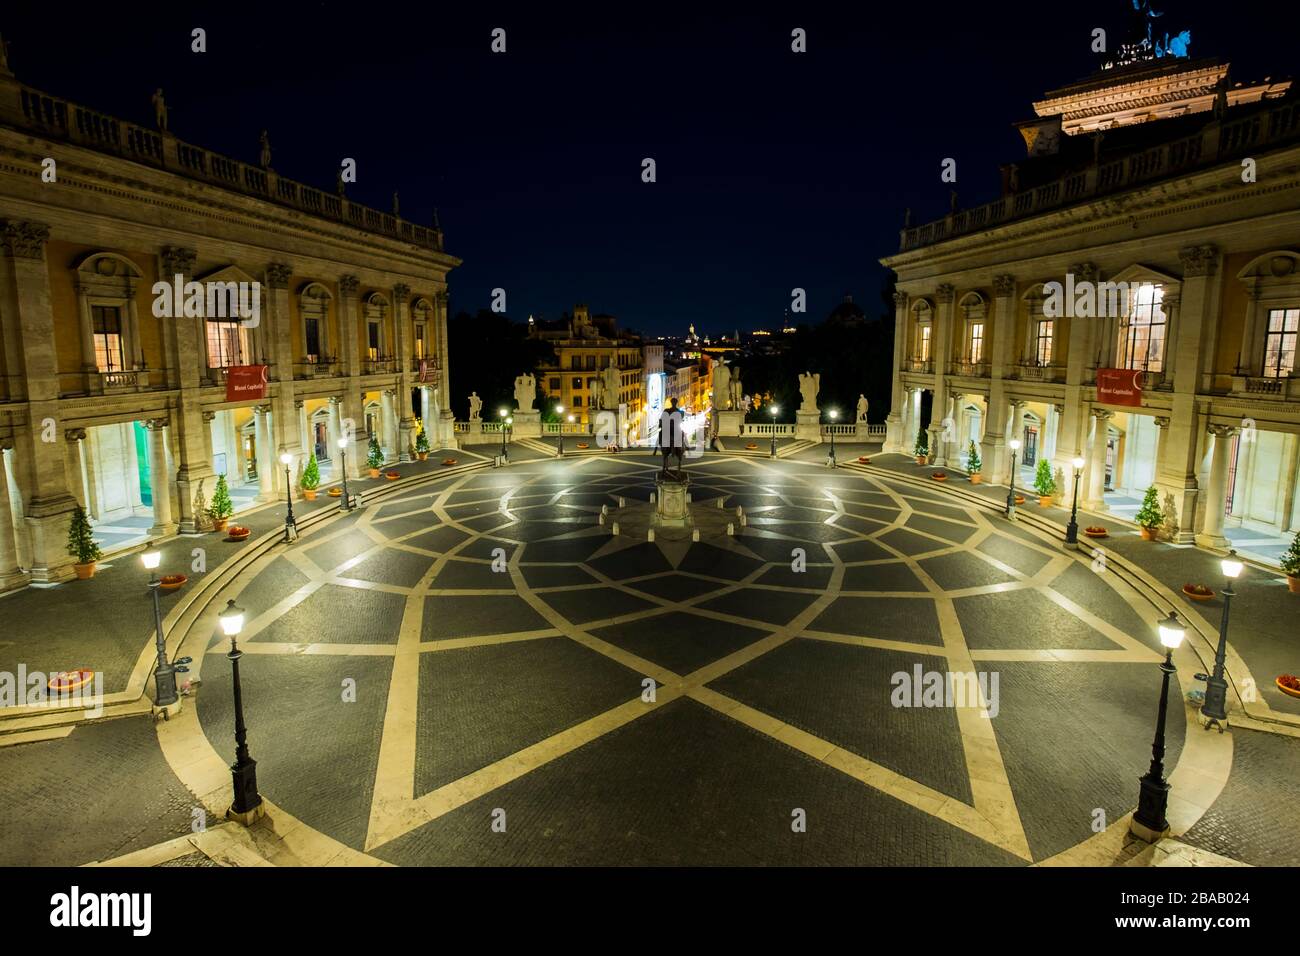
[{"x1": 5, "y1": 452, "x2": 1294, "y2": 866}]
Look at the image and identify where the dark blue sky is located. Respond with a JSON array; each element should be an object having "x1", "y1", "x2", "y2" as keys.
[{"x1": 4, "y1": 1, "x2": 1292, "y2": 334}]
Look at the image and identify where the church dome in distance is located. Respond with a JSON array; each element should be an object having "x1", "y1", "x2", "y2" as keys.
[{"x1": 826, "y1": 293, "x2": 866, "y2": 325}]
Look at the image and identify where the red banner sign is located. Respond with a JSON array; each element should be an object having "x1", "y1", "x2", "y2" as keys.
[
  {"x1": 1096, "y1": 367, "x2": 1143, "y2": 407},
  {"x1": 225, "y1": 365, "x2": 269, "y2": 403}
]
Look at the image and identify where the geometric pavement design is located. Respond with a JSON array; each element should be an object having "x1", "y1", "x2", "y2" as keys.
[{"x1": 197, "y1": 454, "x2": 1180, "y2": 865}]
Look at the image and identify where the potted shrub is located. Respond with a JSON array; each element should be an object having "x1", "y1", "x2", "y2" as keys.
[
  {"x1": 1281, "y1": 529, "x2": 1300, "y2": 594},
  {"x1": 1135, "y1": 485, "x2": 1164, "y2": 541},
  {"x1": 66, "y1": 505, "x2": 102, "y2": 579},
  {"x1": 208, "y1": 474, "x2": 234, "y2": 532},
  {"x1": 300, "y1": 453, "x2": 320, "y2": 501},
  {"x1": 914, "y1": 425, "x2": 929, "y2": 465},
  {"x1": 1032, "y1": 458, "x2": 1056, "y2": 507},
  {"x1": 1182, "y1": 583, "x2": 1214, "y2": 602},
  {"x1": 366, "y1": 436, "x2": 384, "y2": 478},
  {"x1": 415, "y1": 430, "x2": 431, "y2": 461},
  {"x1": 966, "y1": 441, "x2": 982, "y2": 484}
]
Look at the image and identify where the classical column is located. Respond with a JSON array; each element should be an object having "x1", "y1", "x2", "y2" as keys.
[
  {"x1": 380, "y1": 390, "x2": 397, "y2": 462},
  {"x1": 1239, "y1": 287, "x2": 1262, "y2": 376},
  {"x1": 338, "y1": 275, "x2": 361, "y2": 378},
  {"x1": 434, "y1": 290, "x2": 453, "y2": 442},
  {"x1": 146, "y1": 419, "x2": 176, "y2": 535},
  {"x1": 126, "y1": 286, "x2": 144, "y2": 370},
  {"x1": 984, "y1": 400, "x2": 1010, "y2": 485},
  {"x1": 947, "y1": 392, "x2": 965, "y2": 465},
  {"x1": 3, "y1": 220, "x2": 80, "y2": 582},
  {"x1": 884, "y1": 289, "x2": 908, "y2": 453},
  {"x1": 327, "y1": 398, "x2": 343, "y2": 468},
  {"x1": 1159, "y1": 292, "x2": 1179, "y2": 384},
  {"x1": 74, "y1": 281, "x2": 97, "y2": 378},
  {"x1": 928, "y1": 284, "x2": 955, "y2": 465},
  {"x1": 1084, "y1": 409, "x2": 1114, "y2": 512},
  {"x1": 64, "y1": 428, "x2": 88, "y2": 509},
  {"x1": 393, "y1": 284, "x2": 415, "y2": 460},
  {"x1": 255, "y1": 406, "x2": 275, "y2": 502},
  {"x1": 1196, "y1": 424, "x2": 1237, "y2": 548},
  {"x1": 0, "y1": 443, "x2": 25, "y2": 592}
]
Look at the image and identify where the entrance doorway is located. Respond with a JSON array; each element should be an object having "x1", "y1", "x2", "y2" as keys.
[{"x1": 1022, "y1": 425, "x2": 1039, "y2": 467}]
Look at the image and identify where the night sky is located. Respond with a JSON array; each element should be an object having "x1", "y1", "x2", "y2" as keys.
[{"x1": 4, "y1": 1, "x2": 1293, "y2": 335}]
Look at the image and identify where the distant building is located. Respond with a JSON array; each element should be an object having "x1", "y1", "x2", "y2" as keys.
[{"x1": 531, "y1": 304, "x2": 645, "y2": 431}]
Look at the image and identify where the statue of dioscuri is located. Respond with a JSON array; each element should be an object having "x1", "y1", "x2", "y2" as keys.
[
  {"x1": 712, "y1": 363, "x2": 732, "y2": 409},
  {"x1": 798, "y1": 371, "x2": 820, "y2": 413},
  {"x1": 857, "y1": 394, "x2": 869, "y2": 422},
  {"x1": 513, "y1": 373, "x2": 537, "y2": 411},
  {"x1": 468, "y1": 392, "x2": 483, "y2": 421}
]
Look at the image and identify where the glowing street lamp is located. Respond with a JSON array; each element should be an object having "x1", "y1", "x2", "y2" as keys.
[
  {"x1": 337, "y1": 436, "x2": 352, "y2": 512},
  {"x1": 218, "y1": 599, "x2": 262, "y2": 824},
  {"x1": 769, "y1": 404, "x2": 779, "y2": 458},
  {"x1": 556, "y1": 404, "x2": 566, "y2": 457},
  {"x1": 827, "y1": 408, "x2": 839, "y2": 468},
  {"x1": 279, "y1": 451, "x2": 297, "y2": 542},
  {"x1": 498, "y1": 409, "x2": 509, "y2": 462},
  {"x1": 141, "y1": 547, "x2": 187, "y2": 709},
  {"x1": 1065, "y1": 455, "x2": 1086, "y2": 545},
  {"x1": 1005, "y1": 439, "x2": 1022, "y2": 518},
  {"x1": 1131, "y1": 612, "x2": 1186, "y2": 841},
  {"x1": 1200, "y1": 550, "x2": 1244, "y2": 729}
]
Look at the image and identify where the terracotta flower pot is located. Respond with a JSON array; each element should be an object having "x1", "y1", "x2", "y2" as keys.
[
  {"x1": 73, "y1": 561, "x2": 96, "y2": 580},
  {"x1": 858, "y1": 456, "x2": 870, "y2": 464},
  {"x1": 228, "y1": 526, "x2": 251, "y2": 541},
  {"x1": 1139, "y1": 526, "x2": 1158, "y2": 541},
  {"x1": 368, "y1": 468, "x2": 381, "y2": 479},
  {"x1": 1182, "y1": 584, "x2": 1214, "y2": 601},
  {"x1": 417, "y1": 452, "x2": 429, "y2": 461},
  {"x1": 328, "y1": 487, "x2": 343, "y2": 497},
  {"x1": 970, "y1": 474, "x2": 982, "y2": 484},
  {"x1": 1084, "y1": 527, "x2": 1108, "y2": 539},
  {"x1": 441, "y1": 458, "x2": 457, "y2": 466},
  {"x1": 160, "y1": 574, "x2": 188, "y2": 591},
  {"x1": 577, "y1": 443, "x2": 589, "y2": 449},
  {"x1": 303, "y1": 489, "x2": 317, "y2": 501},
  {"x1": 1276, "y1": 675, "x2": 1300, "y2": 698},
  {"x1": 1287, "y1": 575, "x2": 1300, "y2": 594},
  {"x1": 746, "y1": 443, "x2": 758, "y2": 450},
  {"x1": 931, "y1": 472, "x2": 947, "y2": 481},
  {"x1": 212, "y1": 517, "x2": 229, "y2": 533},
  {"x1": 915, "y1": 456, "x2": 927, "y2": 465},
  {"x1": 385, "y1": 471, "x2": 400, "y2": 480},
  {"x1": 1038, "y1": 495, "x2": 1052, "y2": 507},
  {"x1": 1014, "y1": 494, "x2": 1025, "y2": 505}
]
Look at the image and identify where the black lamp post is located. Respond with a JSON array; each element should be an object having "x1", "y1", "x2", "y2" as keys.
[
  {"x1": 279, "y1": 452, "x2": 297, "y2": 542},
  {"x1": 1200, "y1": 550, "x2": 1244, "y2": 729},
  {"x1": 1065, "y1": 455, "x2": 1086, "y2": 545},
  {"x1": 556, "y1": 405, "x2": 565, "y2": 457},
  {"x1": 827, "y1": 408, "x2": 838, "y2": 468},
  {"x1": 1131, "y1": 611, "x2": 1186, "y2": 842},
  {"x1": 1005, "y1": 439, "x2": 1021, "y2": 519},
  {"x1": 337, "y1": 437, "x2": 352, "y2": 512},
  {"x1": 142, "y1": 547, "x2": 179, "y2": 708},
  {"x1": 218, "y1": 599, "x2": 262, "y2": 822},
  {"x1": 769, "y1": 404, "x2": 779, "y2": 458},
  {"x1": 498, "y1": 409, "x2": 509, "y2": 462}
]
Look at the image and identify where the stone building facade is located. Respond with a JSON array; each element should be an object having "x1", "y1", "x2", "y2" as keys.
[
  {"x1": 0, "y1": 59, "x2": 459, "y2": 588},
  {"x1": 532, "y1": 305, "x2": 645, "y2": 432},
  {"x1": 881, "y1": 55, "x2": 1300, "y2": 553}
]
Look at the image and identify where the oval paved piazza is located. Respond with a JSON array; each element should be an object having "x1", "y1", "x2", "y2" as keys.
[{"x1": 185, "y1": 455, "x2": 1194, "y2": 865}]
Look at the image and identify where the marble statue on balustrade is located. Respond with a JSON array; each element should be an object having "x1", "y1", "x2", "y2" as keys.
[
  {"x1": 152, "y1": 89, "x2": 168, "y2": 131},
  {"x1": 798, "y1": 371, "x2": 820, "y2": 413},
  {"x1": 468, "y1": 392, "x2": 483, "y2": 421},
  {"x1": 857, "y1": 394, "x2": 869, "y2": 422},
  {"x1": 740, "y1": 394, "x2": 752, "y2": 414},
  {"x1": 259, "y1": 130, "x2": 272, "y2": 169},
  {"x1": 590, "y1": 374, "x2": 606, "y2": 412},
  {"x1": 513, "y1": 374, "x2": 537, "y2": 411}
]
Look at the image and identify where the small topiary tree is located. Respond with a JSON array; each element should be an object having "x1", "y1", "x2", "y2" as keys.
[
  {"x1": 366, "y1": 435, "x2": 384, "y2": 470},
  {"x1": 300, "y1": 453, "x2": 320, "y2": 491},
  {"x1": 914, "y1": 424, "x2": 929, "y2": 458},
  {"x1": 66, "y1": 505, "x2": 102, "y2": 565},
  {"x1": 1032, "y1": 458, "x2": 1056, "y2": 497},
  {"x1": 966, "y1": 440, "x2": 981, "y2": 474},
  {"x1": 1281, "y1": 530, "x2": 1300, "y2": 578},
  {"x1": 1135, "y1": 485, "x2": 1164, "y2": 529},
  {"x1": 209, "y1": 474, "x2": 234, "y2": 521},
  {"x1": 415, "y1": 430, "x2": 431, "y2": 453}
]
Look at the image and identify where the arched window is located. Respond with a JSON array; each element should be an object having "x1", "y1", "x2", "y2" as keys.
[{"x1": 1118, "y1": 283, "x2": 1166, "y2": 372}]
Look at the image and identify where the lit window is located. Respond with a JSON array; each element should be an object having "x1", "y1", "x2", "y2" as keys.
[
  {"x1": 918, "y1": 325, "x2": 931, "y2": 362},
  {"x1": 206, "y1": 320, "x2": 249, "y2": 369},
  {"x1": 92, "y1": 305, "x2": 125, "y2": 372},
  {"x1": 1121, "y1": 284, "x2": 1166, "y2": 372},
  {"x1": 368, "y1": 322, "x2": 381, "y2": 360},
  {"x1": 1263, "y1": 308, "x2": 1299, "y2": 378},
  {"x1": 969, "y1": 322, "x2": 984, "y2": 363},
  {"x1": 1036, "y1": 319, "x2": 1054, "y2": 366}
]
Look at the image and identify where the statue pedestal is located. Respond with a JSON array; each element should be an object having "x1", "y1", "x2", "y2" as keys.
[
  {"x1": 715, "y1": 410, "x2": 743, "y2": 438},
  {"x1": 512, "y1": 411, "x2": 541, "y2": 438},
  {"x1": 796, "y1": 410, "x2": 822, "y2": 442},
  {"x1": 655, "y1": 476, "x2": 690, "y2": 527}
]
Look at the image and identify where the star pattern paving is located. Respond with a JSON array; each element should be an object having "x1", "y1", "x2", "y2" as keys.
[{"x1": 192, "y1": 454, "x2": 1185, "y2": 865}]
